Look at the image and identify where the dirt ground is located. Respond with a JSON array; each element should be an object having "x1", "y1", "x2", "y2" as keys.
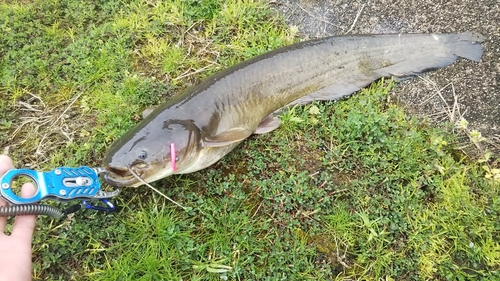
[{"x1": 270, "y1": 0, "x2": 500, "y2": 155}]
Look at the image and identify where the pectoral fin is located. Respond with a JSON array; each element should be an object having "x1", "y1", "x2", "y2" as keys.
[
  {"x1": 254, "y1": 115, "x2": 281, "y2": 134},
  {"x1": 203, "y1": 128, "x2": 252, "y2": 147}
]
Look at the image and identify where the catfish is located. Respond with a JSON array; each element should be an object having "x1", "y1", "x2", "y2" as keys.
[{"x1": 101, "y1": 33, "x2": 484, "y2": 187}]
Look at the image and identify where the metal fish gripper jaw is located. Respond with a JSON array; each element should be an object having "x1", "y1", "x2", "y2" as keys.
[{"x1": 0, "y1": 166, "x2": 119, "y2": 205}]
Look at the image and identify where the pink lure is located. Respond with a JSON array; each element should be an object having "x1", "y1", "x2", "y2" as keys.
[{"x1": 170, "y1": 143, "x2": 177, "y2": 171}]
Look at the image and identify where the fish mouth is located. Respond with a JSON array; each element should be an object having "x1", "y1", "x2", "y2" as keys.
[{"x1": 101, "y1": 164, "x2": 149, "y2": 187}]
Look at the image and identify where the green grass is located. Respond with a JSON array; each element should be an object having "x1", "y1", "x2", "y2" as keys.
[{"x1": 1, "y1": 1, "x2": 499, "y2": 280}]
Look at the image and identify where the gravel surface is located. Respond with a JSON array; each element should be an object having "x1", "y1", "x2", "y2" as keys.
[{"x1": 270, "y1": 0, "x2": 499, "y2": 154}]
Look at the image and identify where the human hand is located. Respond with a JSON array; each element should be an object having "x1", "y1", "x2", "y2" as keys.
[{"x1": 0, "y1": 155, "x2": 36, "y2": 281}]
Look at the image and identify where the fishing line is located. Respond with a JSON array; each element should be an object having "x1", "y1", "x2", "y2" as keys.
[{"x1": 127, "y1": 166, "x2": 186, "y2": 210}]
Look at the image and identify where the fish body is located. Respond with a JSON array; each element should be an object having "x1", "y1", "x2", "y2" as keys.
[{"x1": 102, "y1": 33, "x2": 484, "y2": 187}]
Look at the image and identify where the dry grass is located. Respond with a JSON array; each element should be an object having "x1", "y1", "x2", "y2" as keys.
[
  {"x1": 406, "y1": 76, "x2": 500, "y2": 163},
  {"x1": 8, "y1": 90, "x2": 84, "y2": 168}
]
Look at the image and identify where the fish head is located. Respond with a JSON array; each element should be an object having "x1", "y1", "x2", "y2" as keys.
[{"x1": 102, "y1": 119, "x2": 203, "y2": 187}]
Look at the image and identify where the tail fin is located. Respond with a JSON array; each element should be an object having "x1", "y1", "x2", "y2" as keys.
[
  {"x1": 443, "y1": 32, "x2": 484, "y2": 61},
  {"x1": 376, "y1": 32, "x2": 484, "y2": 78}
]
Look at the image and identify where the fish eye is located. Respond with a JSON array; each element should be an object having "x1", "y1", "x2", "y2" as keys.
[{"x1": 138, "y1": 150, "x2": 148, "y2": 160}]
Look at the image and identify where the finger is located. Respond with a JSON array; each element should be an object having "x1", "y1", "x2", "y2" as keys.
[
  {"x1": 0, "y1": 155, "x2": 14, "y2": 233},
  {"x1": 0, "y1": 154, "x2": 14, "y2": 175},
  {"x1": 11, "y1": 182, "x2": 37, "y2": 240}
]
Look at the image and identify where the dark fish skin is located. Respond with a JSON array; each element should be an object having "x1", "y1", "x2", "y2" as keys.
[{"x1": 102, "y1": 33, "x2": 484, "y2": 187}]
